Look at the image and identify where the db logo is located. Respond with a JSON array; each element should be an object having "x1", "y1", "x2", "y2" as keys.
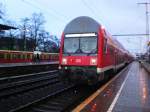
[{"x1": 76, "y1": 59, "x2": 81, "y2": 63}]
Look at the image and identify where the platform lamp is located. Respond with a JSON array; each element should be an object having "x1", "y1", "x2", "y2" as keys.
[{"x1": 137, "y1": 2, "x2": 150, "y2": 61}]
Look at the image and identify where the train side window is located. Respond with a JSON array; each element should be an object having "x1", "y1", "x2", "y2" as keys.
[
  {"x1": 19, "y1": 54, "x2": 21, "y2": 59},
  {"x1": 30, "y1": 54, "x2": 32, "y2": 59},
  {"x1": 20, "y1": 54, "x2": 23, "y2": 59},
  {"x1": 104, "y1": 39, "x2": 107, "y2": 54},
  {"x1": 12, "y1": 54, "x2": 17, "y2": 59},
  {"x1": 10, "y1": 53, "x2": 12, "y2": 59},
  {"x1": 12, "y1": 54, "x2": 14, "y2": 59},
  {"x1": 7, "y1": 54, "x2": 10, "y2": 59},
  {"x1": 22, "y1": 54, "x2": 25, "y2": 59},
  {"x1": 110, "y1": 46, "x2": 113, "y2": 54},
  {"x1": 49, "y1": 55, "x2": 51, "y2": 59},
  {"x1": 29, "y1": 54, "x2": 31, "y2": 59},
  {"x1": 25, "y1": 54, "x2": 27, "y2": 59},
  {"x1": 27, "y1": 54, "x2": 30, "y2": 59},
  {"x1": 0, "y1": 53, "x2": 4, "y2": 59},
  {"x1": 4, "y1": 53, "x2": 7, "y2": 59},
  {"x1": 6, "y1": 54, "x2": 8, "y2": 59}
]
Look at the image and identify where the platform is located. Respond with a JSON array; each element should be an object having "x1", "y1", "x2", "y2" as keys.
[
  {"x1": 73, "y1": 62, "x2": 150, "y2": 112},
  {"x1": 0, "y1": 61, "x2": 58, "y2": 68},
  {"x1": 141, "y1": 61, "x2": 150, "y2": 73}
]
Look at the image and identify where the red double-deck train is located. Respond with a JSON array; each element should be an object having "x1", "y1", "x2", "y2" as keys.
[
  {"x1": 59, "y1": 16, "x2": 133, "y2": 85},
  {"x1": 0, "y1": 50, "x2": 59, "y2": 63}
]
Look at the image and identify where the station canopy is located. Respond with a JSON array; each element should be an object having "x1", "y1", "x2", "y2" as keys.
[{"x1": 0, "y1": 24, "x2": 17, "y2": 30}]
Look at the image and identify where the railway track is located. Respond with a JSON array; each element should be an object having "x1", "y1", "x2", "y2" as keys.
[
  {"x1": 0, "y1": 66, "x2": 128, "y2": 112},
  {"x1": 13, "y1": 67, "x2": 129, "y2": 112},
  {"x1": 0, "y1": 70, "x2": 58, "y2": 86},
  {"x1": 0, "y1": 70, "x2": 69, "y2": 112},
  {"x1": 0, "y1": 63, "x2": 58, "y2": 77},
  {"x1": 14, "y1": 85, "x2": 97, "y2": 112}
]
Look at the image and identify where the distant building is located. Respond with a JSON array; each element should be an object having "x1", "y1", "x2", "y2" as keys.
[
  {"x1": 0, "y1": 24, "x2": 59, "y2": 52},
  {"x1": 0, "y1": 24, "x2": 34, "y2": 51},
  {"x1": 0, "y1": 37, "x2": 35, "y2": 51}
]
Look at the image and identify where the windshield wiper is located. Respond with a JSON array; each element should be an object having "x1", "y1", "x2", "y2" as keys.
[
  {"x1": 63, "y1": 51, "x2": 71, "y2": 56},
  {"x1": 87, "y1": 48, "x2": 97, "y2": 56},
  {"x1": 75, "y1": 48, "x2": 83, "y2": 53}
]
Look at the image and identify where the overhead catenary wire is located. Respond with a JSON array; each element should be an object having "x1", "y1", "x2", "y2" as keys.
[
  {"x1": 81, "y1": 0, "x2": 111, "y2": 33},
  {"x1": 31, "y1": 0, "x2": 70, "y2": 20},
  {"x1": 137, "y1": 2, "x2": 150, "y2": 53},
  {"x1": 112, "y1": 33, "x2": 150, "y2": 36},
  {"x1": 21, "y1": 0, "x2": 66, "y2": 22},
  {"x1": 113, "y1": 34, "x2": 146, "y2": 53},
  {"x1": 21, "y1": 0, "x2": 67, "y2": 34},
  {"x1": 81, "y1": 0, "x2": 102, "y2": 21},
  {"x1": 85, "y1": 0, "x2": 112, "y2": 28}
]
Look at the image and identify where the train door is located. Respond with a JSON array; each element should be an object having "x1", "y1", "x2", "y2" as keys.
[{"x1": 114, "y1": 49, "x2": 117, "y2": 72}]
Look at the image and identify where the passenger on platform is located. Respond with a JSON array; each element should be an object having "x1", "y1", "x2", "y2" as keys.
[{"x1": 36, "y1": 53, "x2": 40, "y2": 62}]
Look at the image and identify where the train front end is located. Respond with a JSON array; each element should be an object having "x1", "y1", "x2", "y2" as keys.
[{"x1": 59, "y1": 16, "x2": 101, "y2": 84}]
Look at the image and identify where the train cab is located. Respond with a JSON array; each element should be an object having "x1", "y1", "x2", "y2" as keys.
[{"x1": 59, "y1": 16, "x2": 132, "y2": 85}]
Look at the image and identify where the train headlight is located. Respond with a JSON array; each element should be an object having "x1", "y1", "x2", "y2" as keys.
[
  {"x1": 62, "y1": 58, "x2": 67, "y2": 64},
  {"x1": 90, "y1": 58, "x2": 97, "y2": 65}
]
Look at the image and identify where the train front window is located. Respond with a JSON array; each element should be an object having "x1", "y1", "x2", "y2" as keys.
[
  {"x1": 80, "y1": 37, "x2": 97, "y2": 53},
  {"x1": 64, "y1": 34, "x2": 97, "y2": 55},
  {"x1": 64, "y1": 38, "x2": 79, "y2": 53}
]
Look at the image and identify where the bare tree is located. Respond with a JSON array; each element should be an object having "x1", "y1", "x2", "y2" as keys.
[
  {"x1": 38, "y1": 30, "x2": 47, "y2": 51},
  {"x1": 17, "y1": 12, "x2": 59, "y2": 52},
  {"x1": 30, "y1": 13, "x2": 45, "y2": 50},
  {"x1": 49, "y1": 35, "x2": 60, "y2": 52},
  {"x1": 0, "y1": 3, "x2": 5, "y2": 20},
  {"x1": 38, "y1": 31, "x2": 60, "y2": 52},
  {"x1": 20, "y1": 17, "x2": 30, "y2": 51},
  {"x1": 50, "y1": 35, "x2": 60, "y2": 47}
]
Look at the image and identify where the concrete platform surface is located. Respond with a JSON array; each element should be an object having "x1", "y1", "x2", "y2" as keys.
[
  {"x1": 73, "y1": 62, "x2": 150, "y2": 112},
  {"x1": 141, "y1": 61, "x2": 150, "y2": 73},
  {"x1": 112, "y1": 62, "x2": 150, "y2": 112}
]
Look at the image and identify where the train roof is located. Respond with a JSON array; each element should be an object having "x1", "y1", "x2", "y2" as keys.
[
  {"x1": 63, "y1": 16, "x2": 130, "y2": 54},
  {"x1": 64, "y1": 16, "x2": 101, "y2": 34},
  {"x1": 108, "y1": 36, "x2": 129, "y2": 53}
]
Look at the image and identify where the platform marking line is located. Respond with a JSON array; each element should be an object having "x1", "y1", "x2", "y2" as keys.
[
  {"x1": 107, "y1": 67, "x2": 131, "y2": 112},
  {"x1": 72, "y1": 65, "x2": 130, "y2": 112}
]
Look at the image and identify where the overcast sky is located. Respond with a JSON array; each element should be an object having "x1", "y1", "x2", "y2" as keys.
[{"x1": 1, "y1": 0, "x2": 150, "y2": 54}]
